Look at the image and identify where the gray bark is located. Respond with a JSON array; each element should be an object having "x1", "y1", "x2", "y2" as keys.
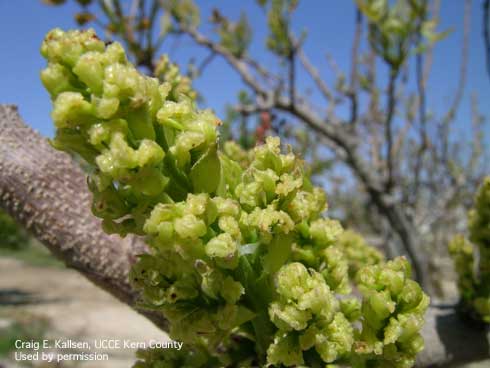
[
  {"x1": 0, "y1": 104, "x2": 167, "y2": 331},
  {"x1": 416, "y1": 306, "x2": 490, "y2": 367},
  {"x1": 0, "y1": 104, "x2": 488, "y2": 367}
]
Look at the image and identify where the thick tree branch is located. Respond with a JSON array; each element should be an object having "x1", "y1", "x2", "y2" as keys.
[
  {"x1": 0, "y1": 104, "x2": 167, "y2": 331},
  {"x1": 0, "y1": 104, "x2": 489, "y2": 366}
]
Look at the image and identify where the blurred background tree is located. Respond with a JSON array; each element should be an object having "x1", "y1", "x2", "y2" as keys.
[
  {"x1": 0, "y1": 209, "x2": 28, "y2": 250},
  {"x1": 41, "y1": 0, "x2": 489, "y2": 296}
]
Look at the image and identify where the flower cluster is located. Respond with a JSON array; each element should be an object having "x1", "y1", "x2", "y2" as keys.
[
  {"x1": 267, "y1": 262, "x2": 353, "y2": 366},
  {"x1": 353, "y1": 258, "x2": 430, "y2": 368},
  {"x1": 42, "y1": 28, "x2": 429, "y2": 367},
  {"x1": 154, "y1": 55, "x2": 197, "y2": 101},
  {"x1": 337, "y1": 230, "x2": 385, "y2": 278},
  {"x1": 449, "y1": 178, "x2": 490, "y2": 322}
]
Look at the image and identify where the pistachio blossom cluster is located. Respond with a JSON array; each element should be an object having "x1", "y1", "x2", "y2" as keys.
[
  {"x1": 41, "y1": 28, "x2": 429, "y2": 367},
  {"x1": 449, "y1": 178, "x2": 490, "y2": 322}
]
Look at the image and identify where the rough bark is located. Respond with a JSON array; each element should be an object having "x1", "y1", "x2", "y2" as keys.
[
  {"x1": 416, "y1": 306, "x2": 490, "y2": 367},
  {"x1": 0, "y1": 104, "x2": 488, "y2": 367},
  {"x1": 0, "y1": 104, "x2": 167, "y2": 331}
]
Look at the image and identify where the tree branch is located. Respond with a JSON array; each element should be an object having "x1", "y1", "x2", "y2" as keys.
[
  {"x1": 440, "y1": 0, "x2": 471, "y2": 162},
  {"x1": 0, "y1": 104, "x2": 167, "y2": 331},
  {"x1": 484, "y1": 0, "x2": 490, "y2": 82},
  {"x1": 416, "y1": 306, "x2": 490, "y2": 367},
  {"x1": 348, "y1": 8, "x2": 363, "y2": 125},
  {"x1": 385, "y1": 70, "x2": 398, "y2": 191},
  {"x1": 298, "y1": 48, "x2": 334, "y2": 102}
]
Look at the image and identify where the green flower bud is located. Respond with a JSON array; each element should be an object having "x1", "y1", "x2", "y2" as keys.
[
  {"x1": 340, "y1": 297, "x2": 362, "y2": 322},
  {"x1": 269, "y1": 302, "x2": 312, "y2": 331},
  {"x1": 310, "y1": 218, "x2": 343, "y2": 247},
  {"x1": 267, "y1": 333, "x2": 304, "y2": 367},
  {"x1": 337, "y1": 230, "x2": 385, "y2": 278},
  {"x1": 287, "y1": 188, "x2": 327, "y2": 222},
  {"x1": 40, "y1": 63, "x2": 80, "y2": 97},
  {"x1": 212, "y1": 197, "x2": 240, "y2": 218},
  {"x1": 320, "y1": 246, "x2": 351, "y2": 294},
  {"x1": 174, "y1": 214, "x2": 207, "y2": 239},
  {"x1": 275, "y1": 262, "x2": 310, "y2": 300},
  {"x1": 218, "y1": 216, "x2": 241, "y2": 238},
  {"x1": 205, "y1": 233, "x2": 238, "y2": 269},
  {"x1": 51, "y1": 92, "x2": 94, "y2": 128},
  {"x1": 354, "y1": 257, "x2": 429, "y2": 367},
  {"x1": 41, "y1": 28, "x2": 104, "y2": 68},
  {"x1": 314, "y1": 313, "x2": 354, "y2": 363}
]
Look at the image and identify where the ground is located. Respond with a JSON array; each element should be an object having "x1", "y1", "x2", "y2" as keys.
[{"x1": 0, "y1": 253, "x2": 168, "y2": 368}]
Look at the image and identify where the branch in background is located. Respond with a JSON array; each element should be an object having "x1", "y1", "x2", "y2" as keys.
[
  {"x1": 288, "y1": 46, "x2": 296, "y2": 107},
  {"x1": 348, "y1": 8, "x2": 363, "y2": 125},
  {"x1": 413, "y1": 2, "x2": 430, "y2": 201},
  {"x1": 385, "y1": 70, "x2": 398, "y2": 191},
  {"x1": 415, "y1": 306, "x2": 490, "y2": 367},
  {"x1": 0, "y1": 105, "x2": 168, "y2": 332},
  {"x1": 244, "y1": 55, "x2": 282, "y2": 84},
  {"x1": 297, "y1": 48, "x2": 334, "y2": 102},
  {"x1": 196, "y1": 51, "x2": 216, "y2": 77},
  {"x1": 440, "y1": 0, "x2": 471, "y2": 162},
  {"x1": 484, "y1": 0, "x2": 490, "y2": 81},
  {"x1": 422, "y1": 0, "x2": 440, "y2": 85},
  {"x1": 95, "y1": 0, "x2": 160, "y2": 73}
]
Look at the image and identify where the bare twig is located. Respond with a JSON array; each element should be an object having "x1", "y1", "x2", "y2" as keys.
[
  {"x1": 422, "y1": 0, "x2": 440, "y2": 85},
  {"x1": 298, "y1": 48, "x2": 334, "y2": 101},
  {"x1": 441, "y1": 0, "x2": 471, "y2": 161},
  {"x1": 196, "y1": 51, "x2": 216, "y2": 76},
  {"x1": 413, "y1": 2, "x2": 430, "y2": 200},
  {"x1": 385, "y1": 70, "x2": 398, "y2": 191},
  {"x1": 484, "y1": 0, "x2": 490, "y2": 81},
  {"x1": 244, "y1": 55, "x2": 282, "y2": 83},
  {"x1": 288, "y1": 48, "x2": 296, "y2": 107},
  {"x1": 348, "y1": 8, "x2": 363, "y2": 125}
]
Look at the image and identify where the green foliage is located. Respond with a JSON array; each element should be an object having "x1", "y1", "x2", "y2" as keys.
[
  {"x1": 353, "y1": 257, "x2": 430, "y2": 368},
  {"x1": 0, "y1": 314, "x2": 49, "y2": 358},
  {"x1": 357, "y1": 0, "x2": 449, "y2": 70},
  {"x1": 0, "y1": 209, "x2": 28, "y2": 250},
  {"x1": 338, "y1": 230, "x2": 385, "y2": 278},
  {"x1": 134, "y1": 345, "x2": 220, "y2": 368},
  {"x1": 449, "y1": 177, "x2": 490, "y2": 323},
  {"x1": 41, "y1": 28, "x2": 429, "y2": 367},
  {"x1": 154, "y1": 55, "x2": 197, "y2": 101},
  {"x1": 211, "y1": 11, "x2": 252, "y2": 58},
  {"x1": 161, "y1": 0, "x2": 200, "y2": 29},
  {"x1": 259, "y1": 0, "x2": 299, "y2": 57}
]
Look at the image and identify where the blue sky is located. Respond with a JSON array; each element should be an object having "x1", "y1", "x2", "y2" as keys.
[{"x1": 0, "y1": 1, "x2": 488, "y2": 139}]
